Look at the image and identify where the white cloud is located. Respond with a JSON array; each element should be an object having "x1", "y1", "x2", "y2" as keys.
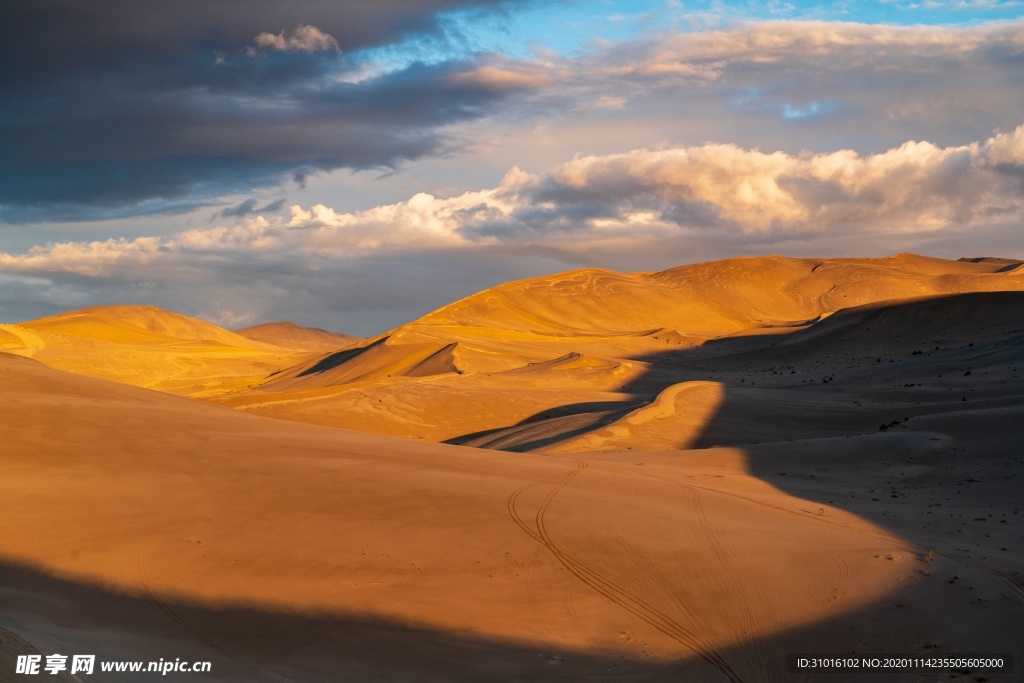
[{"x1": 0, "y1": 237, "x2": 161, "y2": 277}]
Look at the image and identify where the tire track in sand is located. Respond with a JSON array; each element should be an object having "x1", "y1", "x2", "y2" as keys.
[{"x1": 507, "y1": 458, "x2": 745, "y2": 683}]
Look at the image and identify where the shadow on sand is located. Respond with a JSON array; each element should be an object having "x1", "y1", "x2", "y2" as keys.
[
  {"x1": 2, "y1": 554, "x2": 1016, "y2": 683},
  {"x1": 3, "y1": 294, "x2": 1020, "y2": 682}
]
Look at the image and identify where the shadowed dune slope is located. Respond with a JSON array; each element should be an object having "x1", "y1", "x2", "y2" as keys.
[
  {"x1": 777, "y1": 290, "x2": 1023, "y2": 349},
  {"x1": 462, "y1": 291, "x2": 1022, "y2": 454},
  {"x1": 4, "y1": 351, "x2": 1020, "y2": 682}
]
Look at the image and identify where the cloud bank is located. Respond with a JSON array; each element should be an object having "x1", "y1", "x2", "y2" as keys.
[
  {"x1": 2, "y1": 16, "x2": 1021, "y2": 220},
  {"x1": 2, "y1": 127, "x2": 1020, "y2": 331}
]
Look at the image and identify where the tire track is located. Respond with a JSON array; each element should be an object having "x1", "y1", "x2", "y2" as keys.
[
  {"x1": 507, "y1": 458, "x2": 745, "y2": 683},
  {"x1": 676, "y1": 484, "x2": 771, "y2": 680}
]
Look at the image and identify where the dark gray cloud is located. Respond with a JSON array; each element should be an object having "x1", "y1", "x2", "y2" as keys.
[
  {"x1": 218, "y1": 198, "x2": 285, "y2": 219},
  {"x1": 0, "y1": 0, "x2": 528, "y2": 219}
]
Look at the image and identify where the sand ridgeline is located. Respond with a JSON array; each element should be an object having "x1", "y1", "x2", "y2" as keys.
[
  {"x1": 1, "y1": 253, "x2": 1022, "y2": 682},
  {"x1": 234, "y1": 321, "x2": 361, "y2": 353},
  {"x1": 214, "y1": 254, "x2": 1024, "y2": 447},
  {"x1": 1, "y1": 306, "x2": 331, "y2": 398}
]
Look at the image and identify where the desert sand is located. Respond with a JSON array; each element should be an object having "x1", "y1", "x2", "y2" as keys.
[
  {"x1": 0, "y1": 306, "x2": 322, "y2": 398},
  {"x1": 0, "y1": 254, "x2": 1021, "y2": 682},
  {"x1": 234, "y1": 322, "x2": 360, "y2": 353}
]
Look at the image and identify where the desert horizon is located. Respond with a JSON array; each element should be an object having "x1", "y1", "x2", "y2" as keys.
[
  {"x1": 2, "y1": 252, "x2": 1021, "y2": 682},
  {"x1": 3, "y1": 1, "x2": 1023, "y2": 681}
]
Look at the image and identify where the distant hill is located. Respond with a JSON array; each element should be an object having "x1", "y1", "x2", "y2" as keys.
[
  {"x1": 21, "y1": 304, "x2": 271, "y2": 349},
  {"x1": 235, "y1": 321, "x2": 360, "y2": 352},
  {"x1": 411, "y1": 253, "x2": 1021, "y2": 339},
  {"x1": 5, "y1": 304, "x2": 312, "y2": 396}
]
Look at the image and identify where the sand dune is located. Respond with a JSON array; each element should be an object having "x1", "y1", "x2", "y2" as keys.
[
  {"x1": 23, "y1": 304, "x2": 283, "y2": 350},
  {"x1": 262, "y1": 336, "x2": 461, "y2": 391},
  {"x1": 2, "y1": 253, "x2": 1021, "y2": 681},
  {"x1": 235, "y1": 321, "x2": 360, "y2": 352},
  {"x1": 543, "y1": 381, "x2": 726, "y2": 453},
  {"x1": 415, "y1": 253, "x2": 1020, "y2": 337},
  {"x1": 4, "y1": 305, "x2": 315, "y2": 397},
  {"x1": 215, "y1": 255, "x2": 1023, "y2": 447},
  {"x1": 3, "y1": 350, "x2": 1019, "y2": 681}
]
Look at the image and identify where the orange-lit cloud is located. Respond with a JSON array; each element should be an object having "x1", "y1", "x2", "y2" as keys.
[{"x1": 252, "y1": 25, "x2": 339, "y2": 53}]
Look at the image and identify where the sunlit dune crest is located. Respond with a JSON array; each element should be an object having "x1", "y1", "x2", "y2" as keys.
[
  {"x1": 214, "y1": 254, "x2": 1022, "y2": 444},
  {"x1": 1, "y1": 305, "x2": 330, "y2": 397},
  {"x1": 1, "y1": 253, "x2": 1021, "y2": 681}
]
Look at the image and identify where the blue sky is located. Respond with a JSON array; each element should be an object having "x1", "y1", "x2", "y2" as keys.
[
  {"x1": 362, "y1": 0, "x2": 1024, "y2": 67},
  {"x1": 0, "y1": 1, "x2": 1021, "y2": 332}
]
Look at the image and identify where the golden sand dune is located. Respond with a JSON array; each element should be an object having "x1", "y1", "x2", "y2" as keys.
[
  {"x1": 3, "y1": 350, "x2": 1019, "y2": 681},
  {"x1": 217, "y1": 255, "x2": 1023, "y2": 447},
  {"x1": 218, "y1": 360, "x2": 639, "y2": 443},
  {"x1": 235, "y1": 320, "x2": 360, "y2": 352},
  {"x1": 2, "y1": 254, "x2": 1022, "y2": 681},
  {"x1": 544, "y1": 381, "x2": 726, "y2": 453},
  {"x1": 415, "y1": 253, "x2": 1020, "y2": 337},
  {"x1": 263, "y1": 336, "x2": 460, "y2": 391},
  {"x1": 469, "y1": 290, "x2": 1019, "y2": 455},
  {"x1": 0, "y1": 323, "x2": 45, "y2": 357},
  {"x1": 5, "y1": 305, "x2": 317, "y2": 397}
]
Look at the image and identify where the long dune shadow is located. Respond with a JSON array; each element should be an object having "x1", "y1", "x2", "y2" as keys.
[
  {"x1": 4, "y1": 294, "x2": 1020, "y2": 682},
  {"x1": 447, "y1": 292, "x2": 1023, "y2": 455},
  {"x1": 639, "y1": 293, "x2": 1024, "y2": 672},
  {"x1": 566, "y1": 293, "x2": 1024, "y2": 553},
  {"x1": 2, "y1": 555, "x2": 1017, "y2": 683},
  {"x1": 434, "y1": 292, "x2": 1023, "y2": 674},
  {"x1": 458, "y1": 292, "x2": 1023, "y2": 459}
]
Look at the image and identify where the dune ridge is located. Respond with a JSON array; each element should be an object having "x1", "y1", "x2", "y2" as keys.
[
  {"x1": 215, "y1": 255, "x2": 1023, "y2": 446},
  {"x1": 235, "y1": 321, "x2": 360, "y2": 352},
  {"x1": 2, "y1": 252, "x2": 1022, "y2": 681},
  {"x1": 3, "y1": 305, "x2": 322, "y2": 397}
]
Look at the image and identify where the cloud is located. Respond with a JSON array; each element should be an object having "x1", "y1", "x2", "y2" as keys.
[
  {"x1": 0, "y1": 0, "x2": 532, "y2": 218},
  {"x1": 218, "y1": 198, "x2": 286, "y2": 219},
  {"x1": 3, "y1": 15, "x2": 1021, "y2": 222},
  {"x1": 2, "y1": 127, "x2": 1021, "y2": 331},
  {"x1": 252, "y1": 25, "x2": 339, "y2": 53},
  {"x1": 893, "y1": 0, "x2": 1022, "y2": 9},
  {"x1": 465, "y1": 20, "x2": 1024, "y2": 169},
  {"x1": 448, "y1": 64, "x2": 551, "y2": 90}
]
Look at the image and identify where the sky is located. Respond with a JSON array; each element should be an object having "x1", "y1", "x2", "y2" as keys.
[{"x1": 1, "y1": 0, "x2": 1022, "y2": 334}]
